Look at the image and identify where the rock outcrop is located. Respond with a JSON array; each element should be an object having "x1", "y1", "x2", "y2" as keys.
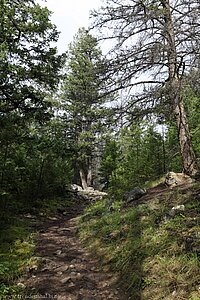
[
  {"x1": 66, "y1": 184, "x2": 107, "y2": 202},
  {"x1": 165, "y1": 172, "x2": 194, "y2": 188},
  {"x1": 79, "y1": 189, "x2": 108, "y2": 201}
]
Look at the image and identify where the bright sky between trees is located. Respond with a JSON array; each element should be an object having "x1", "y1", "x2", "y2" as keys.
[{"x1": 38, "y1": 0, "x2": 102, "y2": 53}]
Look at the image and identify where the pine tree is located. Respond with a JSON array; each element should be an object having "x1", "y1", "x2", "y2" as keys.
[
  {"x1": 62, "y1": 28, "x2": 112, "y2": 189},
  {"x1": 0, "y1": 0, "x2": 65, "y2": 116}
]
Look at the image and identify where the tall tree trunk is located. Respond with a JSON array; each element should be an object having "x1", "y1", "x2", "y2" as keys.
[
  {"x1": 162, "y1": 125, "x2": 166, "y2": 173},
  {"x1": 162, "y1": 0, "x2": 198, "y2": 176},
  {"x1": 79, "y1": 167, "x2": 88, "y2": 190},
  {"x1": 79, "y1": 159, "x2": 93, "y2": 190},
  {"x1": 86, "y1": 158, "x2": 92, "y2": 187},
  {"x1": 174, "y1": 98, "x2": 197, "y2": 175}
]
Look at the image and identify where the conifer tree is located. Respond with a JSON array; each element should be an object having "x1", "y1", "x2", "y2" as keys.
[
  {"x1": 62, "y1": 28, "x2": 112, "y2": 189},
  {"x1": 0, "y1": 0, "x2": 64, "y2": 116}
]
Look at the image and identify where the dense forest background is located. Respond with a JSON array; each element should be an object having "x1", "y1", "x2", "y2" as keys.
[
  {"x1": 0, "y1": 1, "x2": 200, "y2": 299},
  {"x1": 1, "y1": 0, "x2": 200, "y2": 205}
]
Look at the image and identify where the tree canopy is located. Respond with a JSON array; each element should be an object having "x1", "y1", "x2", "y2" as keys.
[
  {"x1": 61, "y1": 28, "x2": 114, "y2": 189},
  {"x1": 0, "y1": 0, "x2": 65, "y2": 117},
  {"x1": 90, "y1": 0, "x2": 200, "y2": 175}
]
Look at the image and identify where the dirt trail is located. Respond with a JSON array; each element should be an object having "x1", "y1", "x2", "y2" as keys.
[{"x1": 21, "y1": 205, "x2": 128, "y2": 300}]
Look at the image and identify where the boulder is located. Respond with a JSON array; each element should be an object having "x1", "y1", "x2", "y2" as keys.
[
  {"x1": 124, "y1": 187, "x2": 146, "y2": 203},
  {"x1": 165, "y1": 172, "x2": 194, "y2": 188},
  {"x1": 80, "y1": 189, "x2": 107, "y2": 201},
  {"x1": 168, "y1": 204, "x2": 185, "y2": 217},
  {"x1": 70, "y1": 184, "x2": 83, "y2": 191}
]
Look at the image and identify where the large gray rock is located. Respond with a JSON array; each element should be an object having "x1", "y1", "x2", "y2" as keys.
[{"x1": 124, "y1": 187, "x2": 146, "y2": 203}]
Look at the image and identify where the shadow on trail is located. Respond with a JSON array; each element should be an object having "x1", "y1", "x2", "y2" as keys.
[{"x1": 21, "y1": 209, "x2": 128, "y2": 300}]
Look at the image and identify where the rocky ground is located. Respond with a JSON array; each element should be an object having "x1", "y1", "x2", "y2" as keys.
[{"x1": 19, "y1": 203, "x2": 128, "y2": 300}]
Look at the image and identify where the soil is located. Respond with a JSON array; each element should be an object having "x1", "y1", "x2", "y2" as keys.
[{"x1": 20, "y1": 202, "x2": 128, "y2": 300}]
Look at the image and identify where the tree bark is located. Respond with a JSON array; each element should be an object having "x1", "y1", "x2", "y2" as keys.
[
  {"x1": 174, "y1": 98, "x2": 198, "y2": 175},
  {"x1": 79, "y1": 167, "x2": 88, "y2": 190},
  {"x1": 86, "y1": 158, "x2": 92, "y2": 187},
  {"x1": 162, "y1": 0, "x2": 198, "y2": 176},
  {"x1": 79, "y1": 158, "x2": 93, "y2": 190}
]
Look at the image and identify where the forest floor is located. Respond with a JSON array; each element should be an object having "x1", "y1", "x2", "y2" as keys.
[
  {"x1": 2, "y1": 181, "x2": 199, "y2": 299},
  {"x1": 18, "y1": 202, "x2": 128, "y2": 300}
]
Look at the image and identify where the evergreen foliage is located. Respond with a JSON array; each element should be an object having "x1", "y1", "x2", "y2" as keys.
[
  {"x1": 62, "y1": 27, "x2": 114, "y2": 189},
  {"x1": 0, "y1": 0, "x2": 65, "y2": 116},
  {"x1": 0, "y1": 1, "x2": 199, "y2": 298},
  {"x1": 0, "y1": 116, "x2": 73, "y2": 202},
  {"x1": 100, "y1": 122, "x2": 166, "y2": 194}
]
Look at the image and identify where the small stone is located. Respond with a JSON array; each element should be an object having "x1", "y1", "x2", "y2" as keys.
[
  {"x1": 55, "y1": 265, "x2": 69, "y2": 272},
  {"x1": 70, "y1": 269, "x2": 76, "y2": 273},
  {"x1": 41, "y1": 266, "x2": 49, "y2": 272},
  {"x1": 50, "y1": 226, "x2": 59, "y2": 230},
  {"x1": 70, "y1": 272, "x2": 76, "y2": 276},
  {"x1": 58, "y1": 253, "x2": 67, "y2": 258},
  {"x1": 17, "y1": 283, "x2": 26, "y2": 289},
  {"x1": 48, "y1": 217, "x2": 58, "y2": 221},
  {"x1": 69, "y1": 264, "x2": 75, "y2": 269},
  {"x1": 61, "y1": 277, "x2": 71, "y2": 284},
  {"x1": 24, "y1": 213, "x2": 36, "y2": 219},
  {"x1": 68, "y1": 282, "x2": 75, "y2": 288},
  {"x1": 57, "y1": 271, "x2": 63, "y2": 276},
  {"x1": 55, "y1": 250, "x2": 62, "y2": 255},
  {"x1": 29, "y1": 264, "x2": 38, "y2": 271},
  {"x1": 172, "y1": 290, "x2": 177, "y2": 296},
  {"x1": 58, "y1": 227, "x2": 71, "y2": 232},
  {"x1": 114, "y1": 291, "x2": 118, "y2": 295},
  {"x1": 168, "y1": 204, "x2": 185, "y2": 217},
  {"x1": 172, "y1": 204, "x2": 185, "y2": 211}
]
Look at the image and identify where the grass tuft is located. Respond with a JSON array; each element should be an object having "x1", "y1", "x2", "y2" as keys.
[{"x1": 79, "y1": 182, "x2": 200, "y2": 299}]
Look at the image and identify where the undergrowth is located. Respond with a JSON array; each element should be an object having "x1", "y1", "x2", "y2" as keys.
[
  {"x1": 0, "y1": 216, "x2": 36, "y2": 299},
  {"x1": 79, "y1": 183, "x2": 200, "y2": 300}
]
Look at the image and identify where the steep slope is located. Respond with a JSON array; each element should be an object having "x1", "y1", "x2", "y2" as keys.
[{"x1": 79, "y1": 182, "x2": 200, "y2": 300}]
